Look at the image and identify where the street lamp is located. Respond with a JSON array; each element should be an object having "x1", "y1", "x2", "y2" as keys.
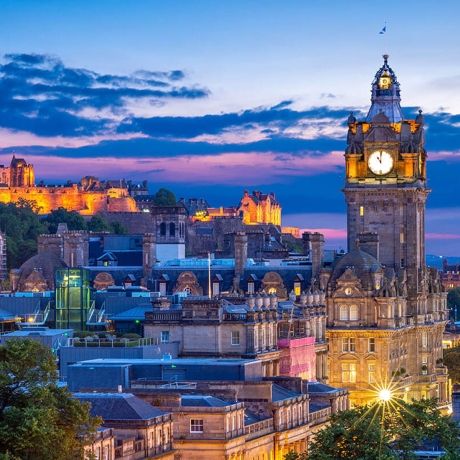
[{"x1": 378, "y1": 388, "x2": 392, "y2": 402}]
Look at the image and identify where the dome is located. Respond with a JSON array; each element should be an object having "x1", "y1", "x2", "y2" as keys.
[
  {"x1": 17, "y1": 250, "x2": 67, "y2": 291},
  {"x1": 330, "y1": 248, "x2": 382, "y2": 289},
  {"x1": 366, "y1": 55, "x2": 403, "y2": 123}
]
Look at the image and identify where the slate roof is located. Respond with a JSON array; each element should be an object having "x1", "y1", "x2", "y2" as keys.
[
  {"x1": 109, "y1": 305, "x2": 152, "y2": 321},
  {"x1": 74, "y1": 392, "x2": 166, "y2": 421},
  {"x1": 309, "y1": 401, "x2": 330, "y2": 413},
  {"x1": 272, "y1": 384, "x2": 301, "y2": 402},
  {"x1": 305, "y1": 382, "x2": 343, "y2": 394},
  {"x1": 181, "y1": 394, "x2": 231, "y2": 407}
]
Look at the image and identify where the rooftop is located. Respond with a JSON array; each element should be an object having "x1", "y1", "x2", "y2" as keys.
[{"x1": 74, "y1": 392, "x2": 167, "y2": 421}]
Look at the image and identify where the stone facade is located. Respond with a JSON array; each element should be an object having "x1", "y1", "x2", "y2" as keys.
[{"x1": 326, "y1": 56, "x2": 450, "y2": 406}]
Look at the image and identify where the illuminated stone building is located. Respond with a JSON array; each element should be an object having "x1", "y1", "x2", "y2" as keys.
[
  {"x1": 0, "y1": 155, "x2": 137, "y2": 215},
  {"x1": 185, "y1": 190, "x2": 282, "y2": 227},
  {"x1": 325, "y1": 56, "x2": 450, "y2": 406},
  {"x1": 238, "y1": 190, "x2": 282, "y2": 226}
]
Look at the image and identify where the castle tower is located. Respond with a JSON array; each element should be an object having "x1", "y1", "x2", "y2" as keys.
[
  {"x1": 152, "y1": 205, "x2": 186, "y2": 263},
  {"x1": 326, "y1": 56, "x2": 449, "y2": 406}
]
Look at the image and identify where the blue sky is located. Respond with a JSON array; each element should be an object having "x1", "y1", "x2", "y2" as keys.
[{"x1": 1, "y1": 0, "x2": 460, "y2": 255}]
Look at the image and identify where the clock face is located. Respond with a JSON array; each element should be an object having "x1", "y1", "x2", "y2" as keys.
[
  {"x1": 379, "y1": 76, "x2": 391, "y2": 89},
  {"x1": 344, "y1": 287, "x2": 352, "y2": 296},
  {"x1": 368, "y1": 150, "x2": 393, "y2": 175}
]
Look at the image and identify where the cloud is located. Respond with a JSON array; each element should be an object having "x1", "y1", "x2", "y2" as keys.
[{"x1": 0, "y1": 53, "x2": 208, "y2": 137}]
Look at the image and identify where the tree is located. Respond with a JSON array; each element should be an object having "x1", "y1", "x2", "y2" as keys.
[
  {"x1": 0, "y1": 339, "x2": 100, "y2": 460},
  {"x1": 291, "y1": 398, "x2": 460, "y2": 460},
  {"x1": 0, "y1": 202, "x2": 47, "y2": 269},
  {"x1": 152, "y1": 188, "x2": 176, "y2": 206},
  {"x1": 444, "y1": 346, "x2": 460, "y2": 384},
  {"x1": 87, "y1": 215, "x2": 126, "y2": 234},
  {"x1": 42, "y1": 207, "x2": 87, "y2": 233}
]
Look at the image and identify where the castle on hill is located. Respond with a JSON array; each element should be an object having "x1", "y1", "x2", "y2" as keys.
[{"x1": 0, "y1": 155, "x2": 139, "y2": 214}]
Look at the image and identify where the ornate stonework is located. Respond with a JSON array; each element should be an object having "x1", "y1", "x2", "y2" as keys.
[{"x1": 173, "y1": 271, "x2": 203, "y2": 295}]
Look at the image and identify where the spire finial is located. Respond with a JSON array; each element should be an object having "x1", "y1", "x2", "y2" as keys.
[{"x1": 383, "y1": 54, "x2": 389, "y2": 65}]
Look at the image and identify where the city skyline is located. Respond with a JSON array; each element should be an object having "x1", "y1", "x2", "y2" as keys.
[{"x1": 1, "y1": 1, "x2": 460, "y2": 254}]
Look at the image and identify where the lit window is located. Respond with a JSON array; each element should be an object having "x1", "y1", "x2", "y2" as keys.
[
  {"x1": 349, "y1": 305, "x2": 359, "y2": 321},
  {"x1": 341, "y1": 362, "x2": 357, "y2": 383},
  {"x1": 339, "y1": 305, "x2": 349, "y2": 321},
  {"x1": 247, "y1": 282, "x2": 255, "y2": 294},
  {"x1": 368, "y1": 338, "x2": 376, "y2": 353},
  {"x1": 359, "y1": 206, "x2": 364, "y2": 217},
  {"x1": 342, "y1": 338, "x2": 356, "y2": 353},
  {"x1": 422, "y1": 332, "x2": 428, "y2": 348},
  {"x1": 190, "y1": 419, "x2": 204, "y2": 433},
  {"x1": 368, "y1": 363, "x2": 376, "y2": 383},
  {"x1": 294, "y1": 282, "x2": 301, "y2": 296},
  {"x1": 231, "y1": 330, "x2": 240, "y2": 346},
  {"x1": 161, "y1": 331, "x2": 170, "y2": 343}
]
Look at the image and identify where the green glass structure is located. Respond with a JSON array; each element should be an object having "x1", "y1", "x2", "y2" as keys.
[{"x1": 55, "y1": 268, "x2": 91, "y2": 330}]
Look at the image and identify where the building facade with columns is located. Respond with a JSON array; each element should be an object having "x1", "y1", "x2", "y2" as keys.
[{"x1": 324, "y1": 56, "x2": 450, "y2": 406}]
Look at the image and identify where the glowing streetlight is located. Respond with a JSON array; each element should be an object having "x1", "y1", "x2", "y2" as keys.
[{"x1": 378, "y1": 388, "x2": 392, "y2": 402}]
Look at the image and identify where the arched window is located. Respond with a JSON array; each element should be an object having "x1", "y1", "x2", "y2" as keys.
[
  {"x1": 339, "y1": 305, "x2": 348, "y2": 321},
  {"x1": 349, "y1": 305, "x2": 359, "y2": 321},
  {"x1": 160, "y1": 222, "x2": 166, "y2": 236},
  {"x1": 169, "y1": 222, "x2": 176, "y2": 237}
]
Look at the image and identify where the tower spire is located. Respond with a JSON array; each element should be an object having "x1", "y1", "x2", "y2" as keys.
[{"x1": 366, "y1": 55, "x2": 403, "y2": 123}]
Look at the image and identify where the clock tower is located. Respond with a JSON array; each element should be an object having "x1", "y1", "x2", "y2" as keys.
[
  {"x1": 344, "y1": 55, "x2": 428, "y2": 311},
  {"x1": 325, "y1": 55, "x2": 449, "y2": 407}
]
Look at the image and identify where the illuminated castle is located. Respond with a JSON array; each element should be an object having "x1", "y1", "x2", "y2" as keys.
[{"x1": 0, "y1": 156, "x2": 137, "y2": 215}]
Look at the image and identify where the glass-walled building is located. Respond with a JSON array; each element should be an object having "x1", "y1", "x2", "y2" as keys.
[{"x1": 55, "y1": 268, "x2": 91, "y2": 331}]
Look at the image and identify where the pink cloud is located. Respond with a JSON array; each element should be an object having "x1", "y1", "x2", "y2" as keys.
[
  {"x1": 426, "y1": 232, "x2": 460, "y2": 240},
  {"x1": 0, "y1": 151, "x2": 343, "y2": 185},
  {"x1": 301, "y1": 228, "x2": 347, "y2": 240}
]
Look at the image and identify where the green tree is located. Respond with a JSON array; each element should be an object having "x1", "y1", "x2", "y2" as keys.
[
  {"x1": 444, "y1": 346, "x2": 460, "y2": 384},
  {"x1": 295, "y1": 398, "x2": 460, "y2": 460},
  {"x1": 42, "y1": 207, "x2": 87, "y2": 233},
  {"x1": 0, "y1": 202, "x2": 47, "y2": 269},
  {"x1": 87, "y1": 215, "x2": 110, "y2": 233},
  {"x1": 0, "y1": 339, "x2": 100, "y2": 460},
  {"x1": 152, "y1": 188, "x2": 176, "y2": 206}
]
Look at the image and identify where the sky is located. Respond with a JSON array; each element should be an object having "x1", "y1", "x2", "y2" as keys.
[{"x1": 1, "y1": 0, "x2": 460, "y2": 255}]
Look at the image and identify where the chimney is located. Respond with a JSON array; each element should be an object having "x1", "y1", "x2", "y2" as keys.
[
  {"x1": 234, "y1": 232, "x2": 248, "y2": 278},
  {"x1": 142, "y1": 233, "x2": 156, "y2": 286},
  {"x1": 358, "y1": 232, "x2": 379, "y2": 260},
  {"x1": 302, "y1": 232, "x2": 324, "y2": 278}
]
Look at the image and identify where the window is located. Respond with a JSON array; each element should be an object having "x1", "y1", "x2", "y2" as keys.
[
  {"x1": 160, "y1": 222, "x2": 166, "y2": 236},
  {"x1": 349, "y1": 305, "x2": 359, "y2": 321},
  {"x1": 169, "y1": 222, "x2": 176, "y2": 237},
  {"x1": 368, "y1": 338, "x2": 376, "y2": 353},
  {"x1": 159, "y1": 281, "x2": 167, "y2": 296},
  {"x1": 368, "y1": 363, "x2": 376, "y2": 383},
  {"x1": 342, "y1": 338, "x2": 356, "y2": 353},
  {"x1": 161, "y1": 331, "x2": 170, "y2": 343},
  {"x1": 212, "y1": 281, "x2": 220, "y2": 296},
  {"x1": 359, "y1": 205, "x2": 364, "y2": 217},
  {"x1": 339, "y1": 305, "x2": 348, "y2": 321},
  {"x1": 247, "y1": 282, "x2": 255, "y2": 295},
  {"x1": 294, "y1": 282, "x2": 301, "y2": 296},
  {"x1": 190, "y1": 419, "x2": 204, "y2": 433},
  {"x1": 231, "y1": 330, "x2": 240, "y2": 346},
  {"x1": 341, "y1": 362, "x2": 357, "y2": 383},
  {"x1": 422, "y1": 332, "x2": 428, "y2": 349}
]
